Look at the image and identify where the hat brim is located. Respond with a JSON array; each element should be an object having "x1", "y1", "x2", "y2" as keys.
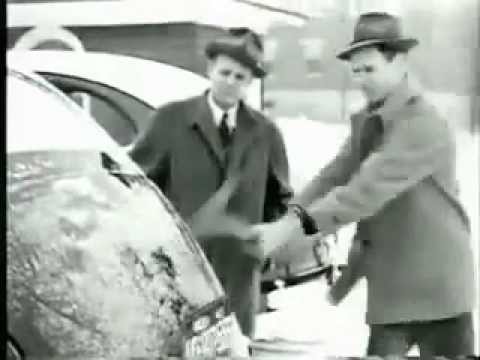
[
  {"x1": 337, "y1": 38, "x2": 419, "y2": 60},
  {"x1": 205, "y1": 42, "x2": 267, "y2": 78}
]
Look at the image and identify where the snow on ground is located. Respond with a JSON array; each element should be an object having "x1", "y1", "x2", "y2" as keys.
[
  {"x1": 254, "y1": 116, "x2": 479, "y2": 356},
  {"x1": 276, "y1": 117, "x2": 356, "y2": 263},
  {"x1": 275, "y1": 116, "x2": 349, "y2": 193}
]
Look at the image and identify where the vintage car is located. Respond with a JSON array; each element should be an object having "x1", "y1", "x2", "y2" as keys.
[
  {"x1": 6, "y1": 64, "x2": 249, "y2": 358},
  {"x1": 7, "y1": 49, "x2": 349, "y2": 295}
]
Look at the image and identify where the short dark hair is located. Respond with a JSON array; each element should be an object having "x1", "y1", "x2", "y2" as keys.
[{"x1": 374, "y1": 43, "x2": 406, "y2": 62}]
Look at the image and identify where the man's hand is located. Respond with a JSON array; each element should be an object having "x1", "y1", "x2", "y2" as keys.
[
  {"x1": 309, "y1": 232, "x2": 336, "y2": 266},
  {"x1": 190, "y1": 211, "x2": 252, "y2": 244},
  {"x1": 252, "y1": 215, "x2": 304, "y2": 257},
  {"x1": 188, "y1": 175, "x2": 267, "y2": 261},
  {"x1": 189, "y1": 176, "x2": 251, "y2": 242}
]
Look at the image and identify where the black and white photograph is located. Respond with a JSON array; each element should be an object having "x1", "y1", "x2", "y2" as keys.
[{"x1": 5, "y1": 0, "x2": 480, "y2": 358}]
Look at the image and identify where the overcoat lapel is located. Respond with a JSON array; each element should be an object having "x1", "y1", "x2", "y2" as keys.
[
  {"x1": 350, "y1": 111, "x2": 367, "y2": 166},
  {"x1": 226, "y1": 102, "x2": 261, "y2": 176},
  {"x1": 189, "y1": 94, "x2": 227, "y2": 168},
  {"x1": 188, "y1": 95, "x2": 262, "y2": 175}
]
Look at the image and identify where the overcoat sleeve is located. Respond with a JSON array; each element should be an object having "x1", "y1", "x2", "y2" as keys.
[
  {"x1": 308, "y1": 113, "x2": 450, "y2": 234},
  {"x1": 128, "y1": 106, "x2": 173, "y2": 190},
  {"x1": 262, "y1": 121, "x2": 293, "y2": 222},
  {"x1": 294, "y1": 134, "x2": 356, "y2": 208}
]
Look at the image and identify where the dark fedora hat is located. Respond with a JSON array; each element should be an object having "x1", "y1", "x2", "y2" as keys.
[
  {"x1": 205, "y1": 27, "x2": 267, "y2": 78},
  {"x1": 337, "y1": 12, "x2": 419, "y2": 60}
]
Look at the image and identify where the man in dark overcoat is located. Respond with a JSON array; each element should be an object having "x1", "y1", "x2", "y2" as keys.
[
  {"x1": 129, "y1": 27, "x2": 292, "y2": 338},
  {"x1": 254, "y1": 12, "x2": 476, "y2": 357}
]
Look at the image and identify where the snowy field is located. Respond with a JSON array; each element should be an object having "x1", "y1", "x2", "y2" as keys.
[{"x1": 253, "y1": 111, "x2": 479, "y2": 356}]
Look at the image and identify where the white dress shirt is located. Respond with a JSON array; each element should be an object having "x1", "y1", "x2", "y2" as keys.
[{"x1": 207, "y1": 91, "x2": 238, "y2": 133}]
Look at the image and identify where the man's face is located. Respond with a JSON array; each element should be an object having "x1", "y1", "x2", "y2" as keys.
[
  {"x1": 207, "y1": 54, "x2": 253, "y2": 109},
  {"x1": 349, "y1": 46, "x2": 406, "y2": 101}
]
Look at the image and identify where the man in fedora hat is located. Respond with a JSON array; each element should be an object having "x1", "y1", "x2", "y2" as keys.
[
  {"x1": 129, "y1": 27, "x2": 292, "y2": 339},
  {"x1": 253, "y1": 12, "x2": 476, "y2": 357}
]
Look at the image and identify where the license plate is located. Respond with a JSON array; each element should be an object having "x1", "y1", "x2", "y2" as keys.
[{"x1": 184, "y1": 315, "x2": 234, "y2": 357}]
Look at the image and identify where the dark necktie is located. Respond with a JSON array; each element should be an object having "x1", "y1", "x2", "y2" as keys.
[{"x1": 219, "y1": 112, "x2": 231, "y2": 148}]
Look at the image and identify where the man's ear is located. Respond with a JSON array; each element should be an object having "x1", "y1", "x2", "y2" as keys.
[{"x1": 205, "y1": 58, "x2": 215, "y2": 78}]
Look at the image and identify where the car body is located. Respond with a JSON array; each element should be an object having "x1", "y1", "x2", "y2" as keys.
[
  {"x1": 7, "y1": 49, "x2": 352, "y2": 294},
  {"x1": 7, "y1": 50, "x2": 261, "y2": 147},
  {"x1": 6, "y1": 64, "x2": 248, "y2": 358}
]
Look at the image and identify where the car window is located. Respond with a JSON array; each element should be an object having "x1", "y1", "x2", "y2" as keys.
[
  {"x1": 69, "y1": 90, "x2": 137, "y2": 146},
  {"x1": 7, "y1": 69, "x2": 119, "y2": 153},
  {"x1": 41, "y1": 73, "x2": 156, "y2": 146}
]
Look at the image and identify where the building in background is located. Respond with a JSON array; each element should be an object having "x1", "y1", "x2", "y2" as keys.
[
  {"x1": 5, "y1": 1, "x2": 479, "y2": 354},
  {"x1": 258, "y1": 0, "x2": 479, "y2": 131},
  {"x1": 7, "y1": 0, "x2": 478, "y2": 130},
  {"x1": 6, "y1": 0, "x2": 305, "y2": 77}
]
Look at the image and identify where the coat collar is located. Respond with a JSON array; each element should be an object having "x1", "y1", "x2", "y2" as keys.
[
  {"x1": 364, "y1": 76, "x2": 422, "y2": 129},
  {"x1": 207, "y1": 90, "x2": 238, "y2": 130},
  {"x1": 226, "y1": 100, "x2": 262, "y2": 175},
  {"x1": 188, "y1": 91, "x2": 225, "y2": 165},
  {"x1": 189, "y1": 91, "x2": 261, "y2": 170}
]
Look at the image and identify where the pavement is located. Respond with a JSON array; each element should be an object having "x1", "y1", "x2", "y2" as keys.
[{"x1": 253, "y1": 277, "x2": 370, "y2": 357}]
